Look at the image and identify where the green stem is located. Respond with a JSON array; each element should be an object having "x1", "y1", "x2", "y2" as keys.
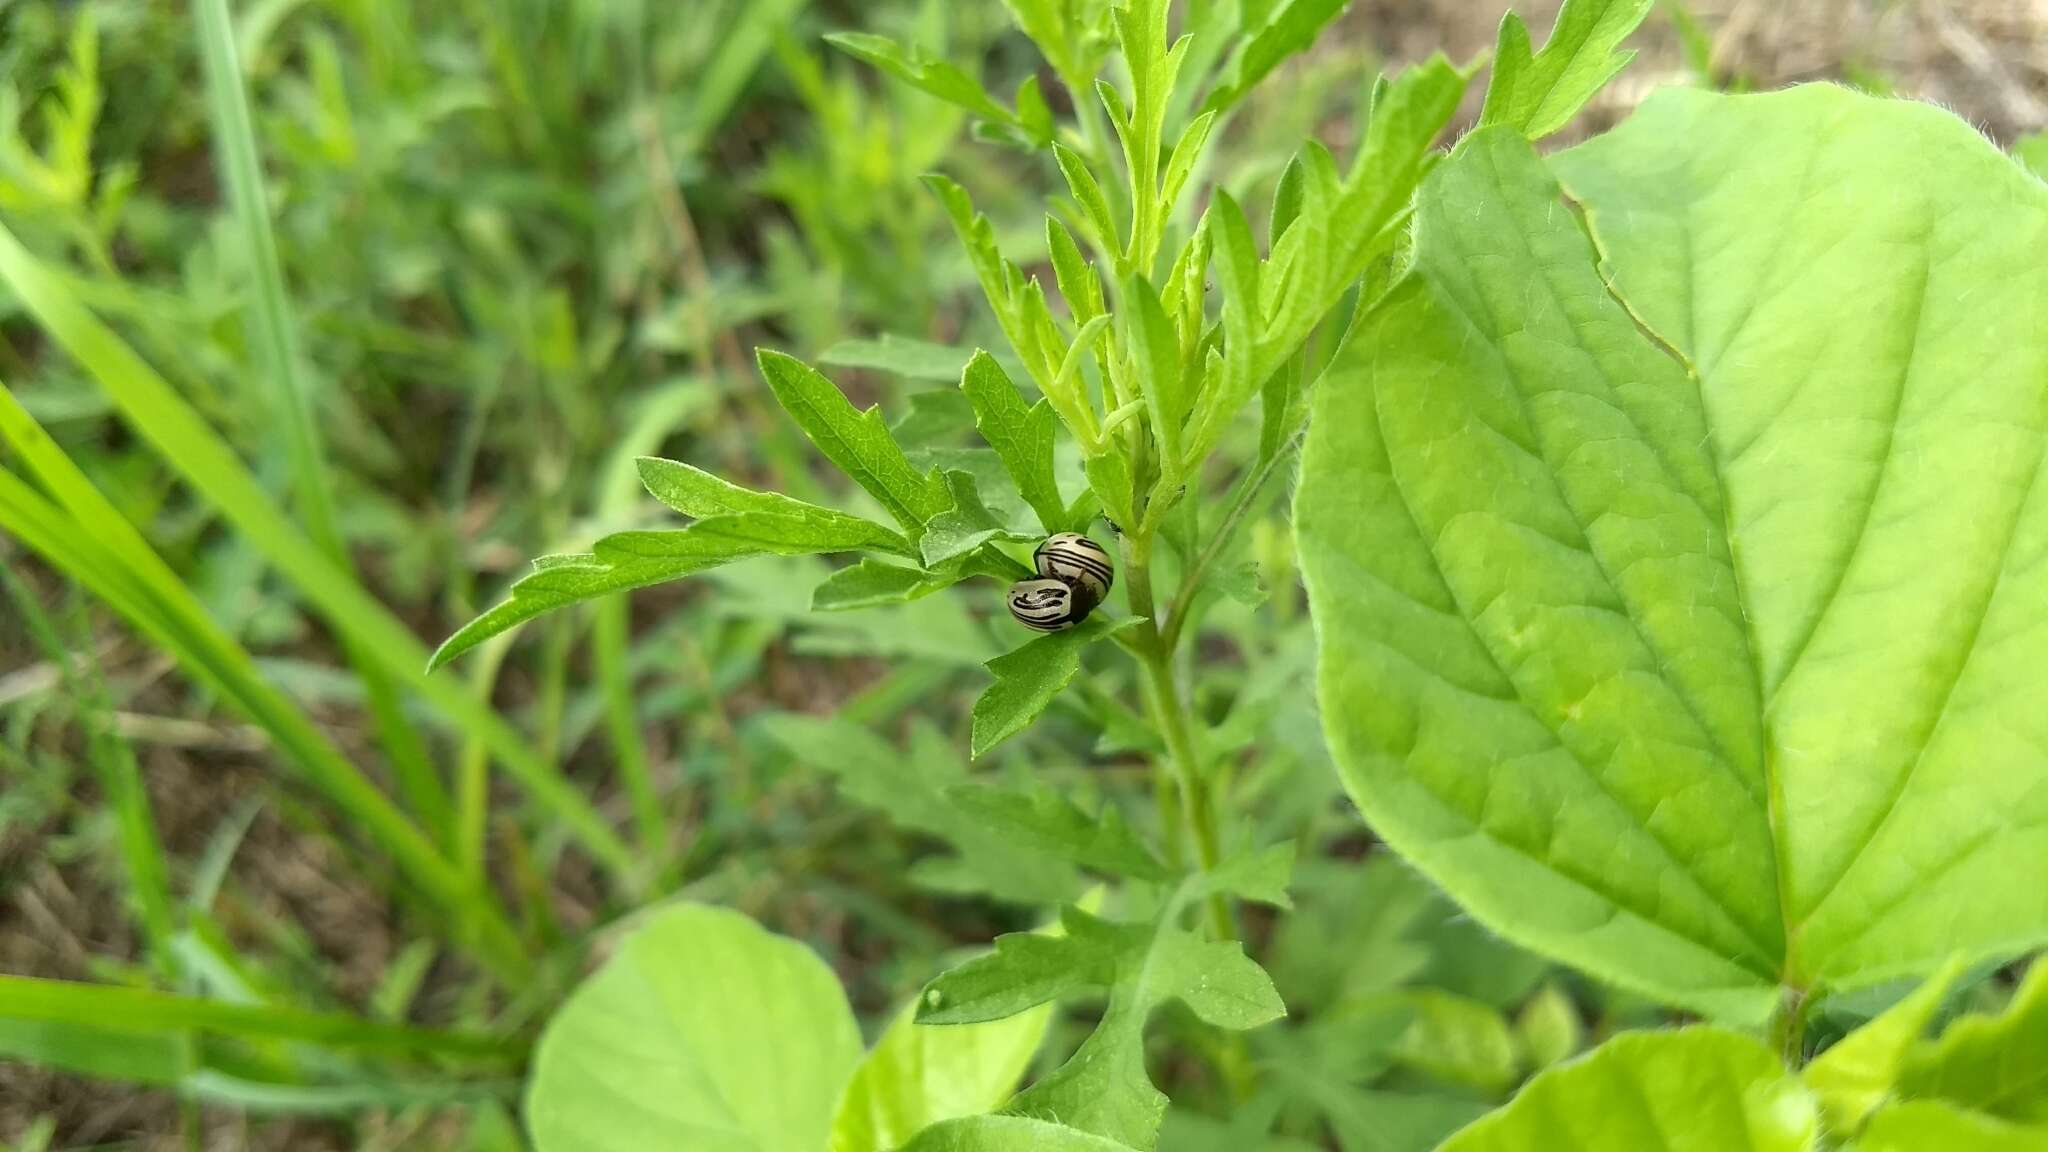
[
  {"x1": 1770, "y1": 984, "x2": 1811, "y2": 1069},
  {"x1": 1124, "y1": 532, "x2": 1231, "y2": 941}
]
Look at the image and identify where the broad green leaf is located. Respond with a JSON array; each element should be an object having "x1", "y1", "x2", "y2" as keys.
[
  {"x1": 1321, "y1": 1090, "x2": 1491, "y2": 1152},
  {"x1": 1191, "y1": 842, "x2": 1296, "y2": 908},
  {"x1": 812, "y1": 558, "x2": 957, "y2": 611},
  {"x1": 900, "y1": 1116, "x2": 1132, "y2": 1152},
  {"x1": 1557, "y1": 88, "x2": 2048, "y2": 985},
  {"x1": 1299, "y1": 88, "x2": 2048, "y2": 1018},
  {"x1": 1806, "y1": 961, "x2": 1962, "y2": 1132},
  {"x1": 971, "y1": 617, "x2": 1137, "y2": 758},
  {"x1": 2019, "y1": 133, "x2": 2048, "y2": 181},
  {"x1": 762, "y1": 715, "x2": 1080, "y2": 906},
  {"x1": 757, "y1": 349, "x2": 951, "y2": 533},
  {"x1": 947, "y1": 784, "x2": 1170, "y2": 882},
  {"x1": 920, "y1": 903, "x2": 1284, "y2": 1149},
  {"x1": 1201, "y1": 0, "x2": 1352, "y2": 114},
  {"x1": 1382, "y1": 989, "x2": 1519, "y2": 1095},
  {"x1": 1479, "y1": 0, "x2": 1652, "y2": 140},
  {"x1": 821, "y1": 334, "x2": 975, "y2": 382},
  {"x1": 829, "y1": 1000, "x2": 1052, "y2": 1152},
  {"x1": 1437, "y1": 1029, "x2": 1817, "y2": 1151},
  {"x1": 637, "y1": 458, "x2": 913, "y2": 550},
  {"x1": 961, "y1": 351, "x2": 1067, "y2": 532},
  {"x1": 1897, "y1": 962, "x2": 2048, "y2": 1123},
  {"x1": 525, "y1": 904, "x2": 863, "y2": 1152},
  {"x1": 1858, "y1": 1100, "x2": 2048, "y2": 1152}
]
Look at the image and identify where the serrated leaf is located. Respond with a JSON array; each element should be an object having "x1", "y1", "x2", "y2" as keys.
[
  {"x1": 812, "y1": 558, "x2": 957, "y2": 611},
  {"x1": 1806, "y1": 960, "x2": 1962, "y2": 1132},
  {"x1": 919, "y1": 903, "x2": 1283, "y2": 1149},
  {"x1": 1479, "y1": 0, "x2": 1652, "y2": 140},
  {"x1": 922, "y1": 470, "x2": 1034, "y2": 567},
  {"x1": 829, "y1": 998, "x2": 1051, "y2": 1152},
  {"x1": 1437, "y1": 1029, "x2": 1817, "y2": 1151},
  {"x1": 1190, "y1": 842, "x2": 1296, "y2": 909},
  {"x1": 525, "y1": 904, "x2": 863, "y2": 1152},
  {"x1": 825, "y1": 32, "x2": 1023, "y2": 132},
  {"x1": 762, "y1": 715, "x2": 1080, "y2": 906},
  {"x1": 822, "y1": 334, "x2": 975, "y2": 382},
  {"x1": 1121, "y1": 272, "x2": 1186, "y2": 479},
  {"x1": 947, "y1": 784, "x2": 1171, "y2": 882},
  {"x1": 1896, "y1": 961, "x2": 2048, "y2": 1124},
  {"x1": 1084, "y1": 452, "x2": 1136, "y2": 533},
  {"x1": 1180, "y1": 56, "x2": 1467, "y2": 471},
  {"x1": 758, "y1": 349, "x2": 951, "y2": 532},
  {"x1": 961, "y1": 351, "x2": 1067, "y2": 533},
  {"x1": 971, "y1": 616, "x2": 1137, "y2": 758},
  {"x1": 1201, "y1": 0, "x2": 1352, "y2": 114},
  {"x1": 430, "y1": 531, "x2": 752, "y2": 670},
  {"x1": 1300, "y1": 89, "x2": 2048, "y2": 1019},
  {"x1": 1858, "y1": 1100, "x2": 2048, "y2": 1152},
  {"x1": 1055, "y1": 144, "x2": 1121, "y2": 256}
]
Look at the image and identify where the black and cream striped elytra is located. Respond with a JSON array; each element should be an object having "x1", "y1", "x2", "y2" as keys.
[
  {"x1": 1007, "y1": 578, "x2": 1086, "y2": 632},
  {"x1": 1033, "y1": 532, "x2": 1114, "y2": 608}
]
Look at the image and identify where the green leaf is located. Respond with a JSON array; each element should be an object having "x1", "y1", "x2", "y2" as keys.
[
  {"x1": 1859, "y1": 1101, "x2": 2048, "y2": 1152},
  {"x1": 830, "y1": 1000, "x2": 1051, "y2": 1152},
  {"x1": 1122, "y1": 272, "x2": 1186, "y2": 482},
  {"x1": 1192, "y1": 842, "x2": 1297, "y2": 909},
  {"x1": 825, "y1": 32, "x2": 1034, "y2": 140},
  {"x1": 1084, "y1": 452, "x2": 1137, "y2": 533},
  {"x1": 1896, "y1": 962, "x2": 2048, "y2": 1124},
  {"x1": 813, "y1": 558, "x2": 957, "y2": 611},
  {"x1": 758, "y1": 349, "x2": 952, "y2": 532},
  {"x1": 1806, "y1": 960, "x2": 1963, "y2": 1132},
  {"x1": 2018, "y1": 133, "x2": 2048, "y2": 181},
  {"x1": 947, "y1": 784, "x2": 1171, "y2": 882},
  {"x1": 1055, "y1": 144, "x2": 1121, "y2": 256},
  {"x1": 762, "y1": 715, "x2": 1081, "y2": 906},
  {"x1": 1478, "y1": 0, "x2": 1653, "y2": 140},
  {"x1": 1437, "y1": 1029, "x2": 1817, "y2": 1151},
  {"x1": 526, "y1": 904, "x2": 863, "y2": 1152},
  {"x1": 922, "y1": 470, "x2": 1035, "y2": 567},
  {"x1": 971, "y1": 617, "x2": 1138, "y2": 758},
  {"x1": 639, "y1": 456, "x2": 911, "y2": 543},
  {"x1": 1382, "y1": 989, "x2": 1520, "y2": 1095},
  {"x1": 1201, "y1": 0, "x2": 1352, "y2": 114},
  {"x1": 919, "y1": 903, "x2": 1284, "y2": 1149},
  {"x1": 822, "y1": 334, "x2": 976, "y2": 382},
  {"x1": 901, "y1": 1116, "x2": 1133, "y2": 1152},
  {"x1": 961, "y1": 351, "x2": 1067, "y2": 533},
  {"x1": 1299, "y1": 88, "x2": 2048, "y2": 1018},
  {"x1": 1515, "y1": 984, "x2": 1583, "y2": 1070}
]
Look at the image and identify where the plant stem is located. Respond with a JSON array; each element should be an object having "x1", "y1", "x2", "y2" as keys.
[
  {"x1": 1124, "y1": 532, "x2": 1232, "y2": 941},
  {"x1": 1770, "y1": 984, "x2": 1810, "y2": 1069}
]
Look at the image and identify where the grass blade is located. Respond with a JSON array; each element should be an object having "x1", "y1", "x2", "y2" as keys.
[
  {"x1": 0, "y1": 974, "x2": 522, "y2": 1064},
  {"x1": 0, "y1": 410, "x2": 527, "y2": 982},
  {"x1": 0, "y1": 222, "x2": 638, "y2": 888},
  {"x1": 193, "y1": 0, "x2": 449, "y2": 837}
]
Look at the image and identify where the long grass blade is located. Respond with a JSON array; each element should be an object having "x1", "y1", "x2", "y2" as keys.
[
  {"x1": 0, "y1": 973, "x2": 522, "y2": 1064},
  {"x1": 0, "y1": 438, "x2": 527, "y2": 982},
  {"x1": 193, "y1": 0, "x2": 450, "y2": 837},
  {"x1": 0, "y1": 223, "x2": 638, "y2": 888}
]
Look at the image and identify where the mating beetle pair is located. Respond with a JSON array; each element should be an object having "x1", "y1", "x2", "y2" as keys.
[{"x1": 1006, "y1": 533, "x2": 1115, "y2": 632}]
